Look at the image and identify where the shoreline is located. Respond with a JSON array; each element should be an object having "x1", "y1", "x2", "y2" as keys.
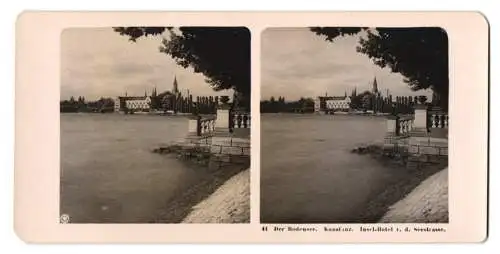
[
  {"x1": 260, "y1": 112, "x2": 391, "y2": 117},
  {"x1": 352, "y1": 144, "x2": 448, "y2": 223},
  {"x1": 60, "y1": 112, "x2": 198, "y2": 116},
  {"x1": 151, "y1": 148, "x2": 250, "y2": 223}
]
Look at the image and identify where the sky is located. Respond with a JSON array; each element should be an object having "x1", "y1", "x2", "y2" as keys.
[
  {"x1": 261, "y1": 28, "x2": 432, "y2": 101},
  {"x1": 61, "y1": 28, "x2": 232, "y2": 101}
]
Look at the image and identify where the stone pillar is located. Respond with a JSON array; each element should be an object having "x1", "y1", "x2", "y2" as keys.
[
  {"x1": 214, "y1": 105, "x2": 231, "y2": 136},
  {"x1": 386, "y1": 115, "x2": 398, "y2": 136},
  {"x1": 412, "y1": 105, "x2": 428, "y2": 137},
  {"x1": 188, "y1": 116, "x2": 201, "y2": 136}
]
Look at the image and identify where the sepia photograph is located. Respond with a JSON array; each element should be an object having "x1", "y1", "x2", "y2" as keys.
[
  {"x1": 260, "y1": 27, "x2": 449, "y2": 224},
  {"x1": 59, "y1": 27, "x2": 251, "y2": 223},
  {"x1": 15, "y1": 11, "x2": 488, "y2": 243}
]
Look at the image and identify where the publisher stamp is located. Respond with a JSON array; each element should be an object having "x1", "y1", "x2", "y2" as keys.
[{"x1": 60, "y1": 214, "x2": 70, "y2": 224}]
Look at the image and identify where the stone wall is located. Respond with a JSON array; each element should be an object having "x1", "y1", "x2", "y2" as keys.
[
  {"x1": 407, "y1": 137, "x2": 448, "y2": 169},
  {"x1": 383, "y1": 135, "x2": 410, "y2": 154},
  {"x1": 210, "y1": 136, "x2": 251, "y2": 166},
  {"x1": 383, "y1": 105, "x2": 448, "y2": 169},
  {"x1": 177, "y1": 107, "x2": 251, "y2": 168}
]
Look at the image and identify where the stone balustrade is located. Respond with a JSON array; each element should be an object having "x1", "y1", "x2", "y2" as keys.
[
  {"x1": 231, "y1": 112, "x2": 251, "y2": 129},
  {"x1": 428, "y1": 110, "x2": 449, "y2": 129},
  {"x1": 188, "y1": 115, "x2": 216, "y2": 137},
  {"x1": 398, "y1": 115, "x2": 414, "y2": 137},
  {"x1": 187, "y1": 107, "x2": 251, "y2": 138},
  {"x1": 382, "y1": 105, "x2": 448, "y2": 169},
  {"x1": 199, "y1": 116, "x2": 216, "y2": 136},
  {"x1": 386, "y1": 114, "x2": 414, "y2": 137},
  {"x1": 182, "y1": 107, "x2": 251, "y2": 169}
]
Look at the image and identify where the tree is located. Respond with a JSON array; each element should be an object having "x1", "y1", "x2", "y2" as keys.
[
  {"x1": 311, "y1": 27, "x2": 448, "y2": 110},
  {"x1": 362, "y1": 94, "x2": 373, "y2": 111},
  {"x1": 350, "y1": 90, "x2": 373, "y2": 111},
  {"x1": 349, "y1": 94, "x2": 363, "y2": 109},
  {"x1": 418, "y1": 95, "x2": 428, "y2": 105},
  {"x1": 301, "y1": 98, "x2": 315, "y2": 113},
  {"x1": 220, "y1": 95, "x2": 230, "y2": 105},
  {"x1": 113, "y1": 27, "x2": 251, "y2": 109}
]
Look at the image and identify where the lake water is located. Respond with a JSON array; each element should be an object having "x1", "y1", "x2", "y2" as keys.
[
  {"x1": 260, "y1": 114, "x2": 396, "y2": 223},
  {"x1": 60, "y1": 113, "x2": 211, "y2": 223}
]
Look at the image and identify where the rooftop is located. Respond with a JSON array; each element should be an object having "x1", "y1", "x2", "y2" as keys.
[{"x1": 117, "y1": 96, "x2": 149, "y2": 100}]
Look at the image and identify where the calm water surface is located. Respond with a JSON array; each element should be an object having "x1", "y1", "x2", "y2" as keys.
[
  {"x1": 60, "y1": 113, "x2": 209, "y2": 223},
  {"x1": 260, "y1": 114, "x2": 394, "y2": 223}
]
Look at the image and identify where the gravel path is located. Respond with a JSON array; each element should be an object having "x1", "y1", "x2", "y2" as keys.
[
  {"x1": 379, "y1": 168, "x2": 448, "y2": 223},
  {"x1": 182, "y1": 169, "x2": 250, "y2": 223}
]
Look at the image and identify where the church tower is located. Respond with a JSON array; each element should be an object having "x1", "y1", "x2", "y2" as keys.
[
  {"x1": 351, "y1": 87, "x2": 357, "y2": 98},
  {"x1": 372, "y1": 77, "x2": 379, "y2": 94},
  {"x1": 172, "y1": 75, "x2": 179, "y2": 95}
]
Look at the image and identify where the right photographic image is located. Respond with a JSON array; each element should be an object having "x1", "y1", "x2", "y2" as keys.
[{"x1": 260, "y1": 27, "x2": 449, "y2": 224}]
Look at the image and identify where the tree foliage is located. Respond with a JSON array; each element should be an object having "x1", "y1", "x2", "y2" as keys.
[
  {"x1": 113, "y1": 27, "x2": 251, "y2": 109},
  {"x1": 261, "y1": 97, "x2": 315, "y2": 113},
  {"x1": 60, "y1": 97, "x2": 115, "y2": 113},
  {"x1": 418, "y1": 95, "x2": 428, "y2": 104},
  {"x1": 311, "y1": 27, "x2": 448, "y2": 109}
]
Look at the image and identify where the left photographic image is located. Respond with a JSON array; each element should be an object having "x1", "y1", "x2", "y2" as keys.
[{"x1": 59, "y1": 27, "x2": 251, "y2": 224}]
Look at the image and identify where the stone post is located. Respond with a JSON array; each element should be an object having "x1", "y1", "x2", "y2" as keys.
[
  {"x1": 386, "y1": 115, "x2": 399, "y2": 136},
  {"x1": 188, "y1": 115, "x2": 201, "y2": 136},
  {"x1": 214, "y1": 104, "x2": 231, "y2": 136},
  {"x1": 412, "y1": 104, "x2": 428, "y2": 137}
]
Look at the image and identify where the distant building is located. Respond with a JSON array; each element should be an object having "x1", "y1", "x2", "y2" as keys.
[
  {"x1": 114, "y1": 75, "x2": 184, "y2": 113},
  {"x1": 314, "y1": 95, "x2": 351, "y2": 113},
  {"x1": 114, "y1": 95, "x2": 151, "y2": 112},
  {"x1": 326, "y1": 96, "x2": 351, "y2": 111},
  {"x1": 314, "y1": 97, "x2": 321, "y2": 112},
  {"x1": 125, "y1": 96, "x2": 151, "y2": 110}
]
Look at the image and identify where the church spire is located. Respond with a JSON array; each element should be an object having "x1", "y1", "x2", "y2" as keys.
[
  {"x1": 172, "y1": 75, "x2": 179, "y2": 95},
  {"x1": 372, "y1": 77, "x2": 378, "y2": 94}
]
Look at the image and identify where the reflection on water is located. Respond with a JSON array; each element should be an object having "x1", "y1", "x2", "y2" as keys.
[
  {"x1": 260, "y1": 114, "x2": 394, "y2": 223},
  {"x1": 60, "y1": 113, "x2": 210, "y2": 223}
]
